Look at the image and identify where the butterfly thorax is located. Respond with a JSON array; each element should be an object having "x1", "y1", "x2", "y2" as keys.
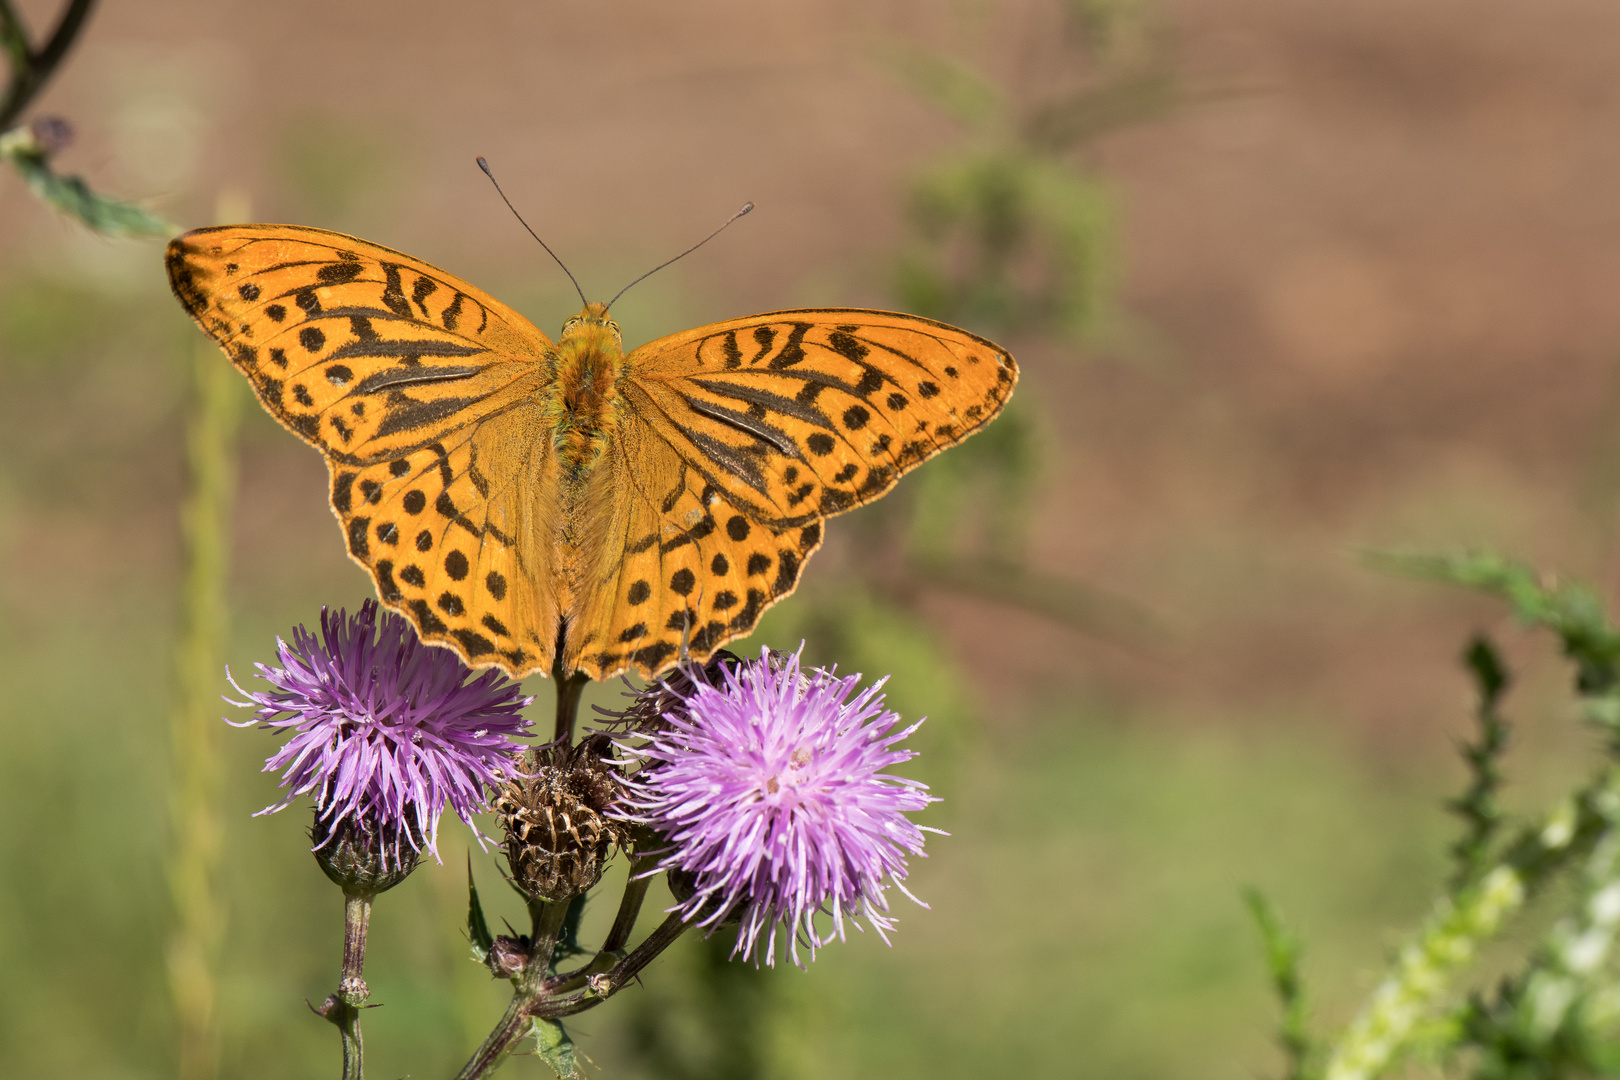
[{"x1": 547, "y1": 303, "x2": 625, "y2": 477}]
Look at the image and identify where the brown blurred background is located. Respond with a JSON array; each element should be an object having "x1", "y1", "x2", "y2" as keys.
[{"x1": 5, "y1": 0, "x2": 1620, "y2": 1076}]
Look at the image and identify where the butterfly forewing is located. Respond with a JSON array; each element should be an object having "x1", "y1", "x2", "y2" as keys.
[
  {"x1": 624, "y1": 310, "x2": 1017, "y2": 527},
  {"x1": 166, "y1": 225, "x2": 552, "y2": 463}
]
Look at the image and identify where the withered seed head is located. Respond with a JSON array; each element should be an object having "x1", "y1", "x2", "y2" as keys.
[{"x1": 495, "y1": 735, "x2": 624, "y2": 902}]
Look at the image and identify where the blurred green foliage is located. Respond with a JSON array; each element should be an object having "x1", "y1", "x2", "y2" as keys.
[
  {"x1": 2, "y1": 0, "x2": 173, "y2": 236},
  {"x1": 884, "y1": 0, "x2": 1171, "y2": 343},
  {"x1": 273, "y1": 111, "x2": 400, "y2": 230},
  {"x1": 1241, "y1": 554, "x2": 1620, "y2": 1080}
]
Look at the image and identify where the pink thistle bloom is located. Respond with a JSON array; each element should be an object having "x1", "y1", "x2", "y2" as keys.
[
  {"x1": 229, "y1": 600, "x2": 533, "y2": 860},
  {"x1": 615, "y1": 648, "x2": 938, "y2": 967}
]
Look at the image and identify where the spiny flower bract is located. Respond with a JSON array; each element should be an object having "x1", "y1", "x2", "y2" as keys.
[
  {"x1": 614, "y1": 647, "x2": 937, "y2": 967},
  {"x1": 230, "y1": 600, "x2": 533, "y2": 859}
]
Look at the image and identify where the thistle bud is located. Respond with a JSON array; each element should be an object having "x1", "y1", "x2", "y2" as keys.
[
  {"x1": 496, "y1": 735, "x2": 624, "y2": 902},
  {"x1": 311, "y1": 807, "x2": 421, "y2": 898},
  {"x1": 485, "y1": 935, "x2": 530, "y2": 979}
]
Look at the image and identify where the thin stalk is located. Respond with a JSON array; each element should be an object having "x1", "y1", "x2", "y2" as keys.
[
  {"x1": 0, "y1": 0, "x2": 97, "y2": 130},
  {"x1": 546, "y1": 855, "x2": 660, "y2": 992},
  {"x1": 553, "y1": 671, "x2": 589, "y2": 745},
  {"x1": 340, "y1": 893, "x2": 373, "y2": 1006},
  {"x1": 167, "y1": 313, "x2": 243, "y2": 1080},
  {"x1": 314, "y1": 893, "x2": 373, "y2": 1080},
  {"x1": 315, "y1": 994, "x2": 363, "y2": 1080},
  {"x1": 455, "y1": 901, "x2": 692, "y2": 1079},
  {"x1": 534, "y1": 912, "x2": 692, "y2": 1019},
  {"x1": 601, "y1": 854, "x2": 658, "y2": 954},
  {"x1": 527, "y1": 895, "x2": 572, "y2": 978},
  {"x1": 453, "y1": 995, "x2": 530, "y2": 1080}
]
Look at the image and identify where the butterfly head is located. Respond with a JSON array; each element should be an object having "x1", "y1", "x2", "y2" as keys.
[{"x1": 560, "y1": 301, "x2": 621, "y2": 347}]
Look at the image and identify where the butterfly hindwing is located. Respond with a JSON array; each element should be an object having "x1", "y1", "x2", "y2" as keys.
[
  {"x1": 565, "y1": 408, "x2": 815, "y2": 680},
  {"x1": 327, "y1": 420, "x2": 563, "y2": 674}
]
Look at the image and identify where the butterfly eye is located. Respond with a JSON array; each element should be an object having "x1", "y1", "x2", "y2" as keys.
[{"x1": 562, "y1": 318, "x2": 581, "y2": 335}]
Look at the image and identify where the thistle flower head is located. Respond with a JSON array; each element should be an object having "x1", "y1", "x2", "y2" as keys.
[
  {"x1": 230, "y1": 600, "x2": 534, "y2": 860},
  {"x1": 614, "y1": 647, "x2": 938, "y2": 967}
]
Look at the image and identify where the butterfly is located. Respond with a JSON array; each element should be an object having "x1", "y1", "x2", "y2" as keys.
[{"x1": 166, "y1": 224, "x2": 1017, "y2": 681}]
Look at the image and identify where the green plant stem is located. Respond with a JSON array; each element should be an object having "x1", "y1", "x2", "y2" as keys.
[
  {"x1": 545, "y1": 854, "x2": 662, "y2": 995},
  {"x1": 1449, "y1": 636, "x2": 1510, "y2": 888},
  {"x1": 338, "y1": 1010, "x2": 362, "y2": 1080},
  {"x1": 167, "y1": 332, "x2": 242, "y2": 1080},
  {"x1": 340, "y1": 893, "x2": 372, "y2": 1006},
  {"x1": 601, "y1": 854, "x2": 658, "y2": 954},
  {"x1": 1324, "y1": 770, "x2": 1620, "y2": 1080},
  {"x1": 0, "y1": 0, "x2": 96, "y2": 130},
  {"x1": 1244, "y1": 889, "x2": 1313, "y2": 1080},
  {"x1": 316, "y1": 993, "x2": 363, "y2": 1080},
  {"x1": 456, "y1": 904, "x2": 693, "y2": 1078},
  {"x1": 553, "y1": 671, "x2": 588, "y2": 745},
  {"x1": 320, "y1": 892, "x2": 372, "y2": 1080},
  {"x1": 536, "y1": 912, "x2": 691, "y2": 1019},
  {"x1": 454, "y1": 899, "x2": 573, "y2": 1080}
]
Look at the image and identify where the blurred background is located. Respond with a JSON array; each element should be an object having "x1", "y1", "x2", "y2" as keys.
[{"x1": 5, "y1": 0, "x2": 1620, "y2": 1076}]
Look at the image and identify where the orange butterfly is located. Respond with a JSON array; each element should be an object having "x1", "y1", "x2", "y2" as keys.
[{"x1": 166, "y1": 224, "x2": 1017, "y2": 681}]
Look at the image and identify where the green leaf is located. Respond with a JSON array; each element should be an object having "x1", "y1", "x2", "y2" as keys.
[
  {"x1": 1244, "y1": 888, "x2": 1314, "y2": 1080},
  {"x1": 531, "y1": 1016, "x2": 582, "y2": 1079},
  {"x1": 0, "y1": 125, "x2": 173, "y2": 238},
  {"x1": 467, "y1": 857, "x2": 494, "y2": 961}
]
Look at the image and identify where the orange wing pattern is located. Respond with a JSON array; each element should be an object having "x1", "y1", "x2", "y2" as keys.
[
  {"x1": 168, "y1": 226, "x2": 1019, "y2": 682},
  {"x1": 167, "y1": 225, "x2": 564, "y2": 673},
  {"x1": 570, "y1": 311, "x2": 1017, "y2": 678}
]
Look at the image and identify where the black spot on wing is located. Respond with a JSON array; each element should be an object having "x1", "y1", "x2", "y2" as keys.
[
  {"x1": 632, "y1": 641, "x2": 677, "y2": 670},
  {"x1": 380, "y1": 263, "x2": 411, "y2": 317},
  {"x1": 317, "y1": 260, "x2": 364, "y2": 285},
  {"x1": 347, "y1": 516, "x2": 371, "y2": 560},
  {"x1": 449, "y1": 628, "x2": 495, "y2": 658}
]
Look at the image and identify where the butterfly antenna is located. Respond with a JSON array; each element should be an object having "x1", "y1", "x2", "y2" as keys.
[
  {"x1": 605, "y1": 202, "x2": 754, "y2": 313},
  {"x1": 476, "y1": 156, "x2": 588, "y2": 308}
]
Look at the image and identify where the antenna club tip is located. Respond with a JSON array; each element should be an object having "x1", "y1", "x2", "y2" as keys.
[
  {"x1": 476, "y1": 156, "x2": 492, "y2": 174},
  {"x1": 741, "y1": 202, "x2": 755, "y2": 214}
]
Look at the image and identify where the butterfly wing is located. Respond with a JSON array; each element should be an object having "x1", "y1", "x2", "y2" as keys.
[
  {"x1": 568, "y1": 308, "x2": 1017, "y2": 679},
  {"x1": 167, "y1": 224, "x2": 564, "y2": 674}
]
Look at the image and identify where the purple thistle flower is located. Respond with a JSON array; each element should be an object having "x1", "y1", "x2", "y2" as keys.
[
  {"x1": 614, "y1": 647, "x2": 938, "y2": 968},
  {"x1": 228, "y1": 600, "x2": 533, "y2": 860}
]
